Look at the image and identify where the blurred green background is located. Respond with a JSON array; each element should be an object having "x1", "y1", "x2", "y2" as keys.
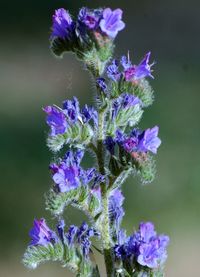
[{"x1": 0, "y1": 0, "x2": 200, "y2": 276}]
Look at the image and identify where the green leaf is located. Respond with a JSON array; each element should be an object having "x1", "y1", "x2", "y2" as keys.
[
  {"x1": 47, "y1": 123, "x2": 94, "y2": 152},
  {"x1": 45, "y1": 188, "x2": 81, "y2": 215},
  {"x1": 23, "y1": 243, "x2": 64, "y2": 270},
  {"x1": 115, "y1": 105, "x2": 143, "y2": 128},
  {"x1": 110, "y1": 168, "x2": 133, "y2": 190},
  {"x1": 46, "y1": 186, "x2": 102, "y2": 218},
  {"x1": 107, "y1": 104, "x2": 143, "y2": 136},
  {"x1": 137, "y1": 155, "x2": 156, "y2": 184},
  {"x1": 130, "y1": 80, "x2": 154, "y2": 108},
  {"x1": 83, "y1": 42, "x2": 113, "y2": 77},
  {"x1": 50, "y1": 37, "x2": 73, "y2": 57},
  {"x1": 47, "y1": 134, "x2": 66, "y2": 152},
  {"x1": 76, "y1": 259, "x2": 100, "y2": 277},
  {"x1": 119, "y1": 79, "x2": 154, "y2": 108}
]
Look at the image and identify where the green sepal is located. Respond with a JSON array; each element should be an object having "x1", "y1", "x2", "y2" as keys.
[
  {"x1": 50, "y1": 37, "x2": 74, "y2": 57},
  {"x1": 47, "y1": 123, "x2": 94, "y2": 152},
  {"x1": 115, "y1": 105, "x2": 143, "y2": 128},
  {"x1": 46, "y1": 185, "x2": 102, "y2": 218},
  {"x1": 23, "y1": 243, "x2": 65, "y2": 270},
  {"x1": 71, "y1": 185, "x2": 102, "y2": 218},
  {"x1": 83, "y1": 42, "x2": 114, "y2": 77},
  {"x1": 115, "y1": 146, "x2": 156, "y2": 184},
  {"x1": 45, "y1": 188, "x2": 81, "y2": 215},
  {"x1": 109, "y1": 168, "x2": 133, "y2": 191},
  {"x1": 76, "y1": 258, "x2": 100, "y2": 277},
  {"x1": 136, "y1": 155, "x2": 156, "y2": 184},
  {"x1": 109, "y1": 155, "x2": 121, "y2": 176},
  {"x1": 47, "y1": 134, "x2": 66, "y2": 152},
  {"x1": 120, "y1": 80, "x2": 154, "y2": 108},
  {"x1": 107, "y1": 104, "x2": 143, "y2": 136},
  {"x1": 131, "y1": 269, "x2": 164, "y2": 277}
]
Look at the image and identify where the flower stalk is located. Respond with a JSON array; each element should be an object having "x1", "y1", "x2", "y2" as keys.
[{"x1": 23, "y1": 6, "x2": 169, "y2": 277}]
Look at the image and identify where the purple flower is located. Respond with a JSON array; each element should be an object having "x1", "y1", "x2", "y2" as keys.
[
  {"x1": 124, "y1": 52, "x2": 154, "y2": 81},
  {"x1": 29, "y1": 219, "x2": 58, "y2": 246},
  {"x1": 78, "y1": 7, "x2": 102, "y2": 30},
  {"x1": 107, "y1": 59, "x2": 121, "y2": 81},
  {"x1": 81, "y1": 105, "x2": 98, "y2": 127},
  {"x1": 51, "y1": 162, "x2": 80, "y2": 193},
  {"x1": 63, "y1": 97, "x2": 80, "y2": 123},
  {"x1": 51, "y1": 8, "x2": 74, "y2": 39},
  {"x1": 50, "y1": 150, "x2": 98, "y2": 192},
  {"x1": 121, "y1": 93, "x2": 141, "y2": 108},
  {"x1": 76, "y1": 222, "x2": 100, "y2": 257},
  {"x1": 117, "y1": 229, "x2": 127, "y2": 246},
  {"x1": 134, "y1": 52, "x2": 154, "y2": 80},
  {"x1": 57, "y1": 220, "x2": 66, "y2": 243},
  {"x1": 96, "y1": 77, "x2": 107, "y2": 93},
  {"x1": 137, "y1": 126, "x2": 161, "y2": 154},
  {"x1": 114, "y1": 222, "x2": 169, "y2": 269},
  {"x1": 116, "y1": 126, "x2": 161, "y2": 155},
  {"x1": 81, "y1": 168, "x2": 96, "y2": 184},
  {"x1": 137, "y1": 239, "x2": 161, "y2": 268},
  {"x1": 64, "y1": 149, "x2": 84, "y2": 167},
  {"x1": 109, "y1": 189, "x2": 125, "y2": 230},
  {"x1": 114, "y1": 229, "x2": 127, "y2": 258},
  {"x1": 115, "y1": 129, "x2": 125, "y2": 143},
  {"x1": 121, "y1": 54, "x2": 132, "y2": 70},
  {"x1": 124, "y1": 66, "x2": 137, "y2": 82},
  {"x1": 111, "y1": 93, "x2": 141, "y2": 120},
  {"x1": 90, "y1": 186, "x2": 101, "y2": 202},
  {"x1": 130, "y1": 222, "x2": 169, "y2": 268},
  {"x1": 43, "y1": 106, "x2": 67, "y2": 136},
  {"x1": 135, "y1": 225, "x2": 170, "y2": 268},
  {"x1": 50, "y1": 150, "x2": 82, "y2": 192},
  {"x1": 77, "y1": 222, "x2": 88, "y2": 240},
  {"x1": 99, "y1": 8, "x2": 125, "y2": 38},
  {"x1": 66, "y1": 225, "x2": 78, "y2": 246},
  {"x1": 112, "y1": 98, "x2": 121, "y2": 119},
  {"x1": 123, "y1": 137, "x2": 138, "y2": 152},
  {"x1": 138, "y1": 222, "x2": 157, "y2": 242},
  {"x1": 104, "y1": 136, "x2": 116, "y2": 155}
]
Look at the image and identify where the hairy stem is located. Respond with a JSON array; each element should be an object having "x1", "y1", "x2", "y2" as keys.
[
  {"x1": 102, "y1": 194, "x2": 115, "y2": 277},
  {"x1": 97, "y1": 110, "x2": 106, "y2": 175},
  {"x1": 96, "y1": 109, "x2": 115, "y2": 276},
  {"x1": 108, "y1": 168, "x2": 133, "y2": 191}
]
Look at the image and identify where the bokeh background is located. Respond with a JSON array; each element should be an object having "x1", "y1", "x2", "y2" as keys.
[{"x1": 1, "y1": 0, "x2": 200, "y2": 276}]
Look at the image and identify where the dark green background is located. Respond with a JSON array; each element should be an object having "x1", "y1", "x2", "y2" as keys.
[{"x1": 0, "y1": 1, "x2": 200, "y2": 276}]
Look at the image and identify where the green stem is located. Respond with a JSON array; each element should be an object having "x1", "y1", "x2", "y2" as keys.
[
  {"x1": 102, "y1": 194, "x2": 115, "y2": 277},
  {"x1": 97, "y1": 110, "x2": 105, "y2": 175},
  {"x1": 108, "y1": 168, "x2": 133, "y2": 191},
  {"x1": 96, "y1": 109, "x2": 115, "y2": 276}
]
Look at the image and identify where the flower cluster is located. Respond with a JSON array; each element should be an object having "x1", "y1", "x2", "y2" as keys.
[
  {"x1": 49, "y1": 150, "x2": 97, "y2": 193},
  {"x1": 50, "y1": 7, "x2": 125, "y2": 76},
  {"x1": 58, "y1": 220, "x2": 99, "y2": 258},
  {"x1": 118, "y1": 126, "x2": 161, "y2": 155},
  {"x1": 23, "y1": 6, "x2": 169, "y2": 277},
  {"x1": 105, "y1": 126, "x2": 161, "y2": 164},
  {"x1": 112, "y1": 93, "x2": 142, "y2": 118},
  {"x1": 107, "y1": 52, "x2": 154, "y2": 83},
  {"x1": 51, "y1": 8, "x2": 75, "y2": 39},
  {"x1": 43, "y1": 97, "x2": 97, "y2": 151},
  {"x1": 29, "y1": 218, "x2": 99, "y2": 260},
  {"x1": 29, "y1": 219, "x2": 58, "y2": 246},
  {"x1": 44, "y1": 97, "x2": 97, "y2": 133},
  {"x1": 108, "y1": 189, "x2": 125, "y2": 232},
  {"x1": 51, "y1": 7, "x2": 125, "y2": 41},
  {"x1": 115, "y1": 222, "x2": 169, "y2": 270}
]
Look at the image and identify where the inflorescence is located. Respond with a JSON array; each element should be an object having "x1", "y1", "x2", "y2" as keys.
[{"x1": 23, "y1": 7, "x2": 169, "y2": 277}]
